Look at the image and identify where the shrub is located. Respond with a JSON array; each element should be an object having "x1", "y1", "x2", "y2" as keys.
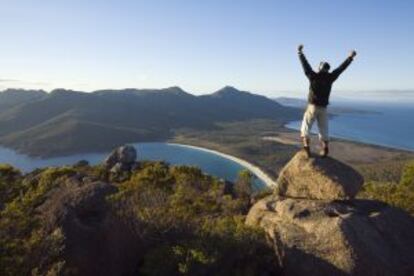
[
  {"x1": 234, "y1": 169, "x2": 254, "y2": 199},
  {"x1": 1, "y1": 162, "x2": 278, "y2": 275},
  {"x1": 359, "y1": 160, "x2": 414, "y2": 215},
  {"x1": 0, "y1": 167, "x2": 75, "y2": 275},
  {"x1": 110, "y1": 162, "x2": 278, "y2": 275},
  {"x1": 0, "y1": 164, "x2": 23, "y2": 208}
]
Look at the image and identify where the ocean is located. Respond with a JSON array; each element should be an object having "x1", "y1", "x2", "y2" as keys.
[
  {"x1": 285, "y1": 101, "x2": 414, "y2": 151},
  {"x1": 0, "y1": 142, "x2": 266, "y2": 189}
]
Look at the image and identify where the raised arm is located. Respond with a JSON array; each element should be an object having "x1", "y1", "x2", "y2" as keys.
[
  {"x1": 331, "y1": 50, "x2": 357, "y2": 81},
  {"x1": 298, "y1": 44, "x2": 315, "y2": 79}
]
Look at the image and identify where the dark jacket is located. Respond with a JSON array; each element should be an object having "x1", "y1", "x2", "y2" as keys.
[{"x1": 299, "y1": 52, "x2": 353, "y2": 107}]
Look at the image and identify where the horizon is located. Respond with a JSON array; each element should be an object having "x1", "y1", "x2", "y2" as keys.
[
  {"x1": 2, "y1": 85, "x2": 414, "y2": 103},
  {"x1": 1, "y1": 1, "x2": 414, "y2": 100}
]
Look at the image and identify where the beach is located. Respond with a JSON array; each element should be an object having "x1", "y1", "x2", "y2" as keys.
[{"x1": 168, "y1": 143, "x2": 278, "y2": 187}]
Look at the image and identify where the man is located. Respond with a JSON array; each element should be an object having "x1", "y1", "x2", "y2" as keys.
[{"x1": 298, "y1": 44, "x2": 357, "y2": 157}]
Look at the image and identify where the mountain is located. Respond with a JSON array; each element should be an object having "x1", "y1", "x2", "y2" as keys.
[
  {"x1": 0, "y1": 89, "x2": 47, "y2": 109},
  {"x1": 0, "y1": 86, "x2": 300, "y2": 157}
]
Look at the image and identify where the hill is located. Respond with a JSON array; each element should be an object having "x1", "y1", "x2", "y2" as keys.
[
  {"x1": 0, "y1": 86, "x2": 300, "y2": 157},
  {"x1": 0, "y1": 89, "x2": 47, "y2": 109}
]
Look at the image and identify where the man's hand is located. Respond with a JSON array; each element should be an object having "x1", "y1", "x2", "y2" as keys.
[
  {"x1": 298, "y1": 44, "x2": 304, "y2": 53},
  {"x1": 350, "y1": 50, "x2": 357, "y2": 59}
]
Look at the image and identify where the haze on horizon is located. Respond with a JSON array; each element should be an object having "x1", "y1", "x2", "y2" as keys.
[{"x1": 0, "y1": 0, "x2": 413, "y2": 101}]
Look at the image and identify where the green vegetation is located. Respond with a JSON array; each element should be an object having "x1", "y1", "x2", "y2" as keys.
[
  {"x1": 355, "y1": 159, "x2": 409, "y2": 183},
  {"x1": 0, "y1": 166, "x2": 76, "y2": 275},
  {"x1": 1, "y1": 143, "x2": 412, "y2": 274},
  {"x1": 358, "y1": 160, "x2": 414, "y2": 215},
  {"x1": 0, "y1": 161, "x2": 278, "y2": 275},
  {"x1": 111, "y1": 163, "x2": 277, "y2": 275},
  {"x1": 0, "y1": 164, "x2": 24, "y2": 208}
]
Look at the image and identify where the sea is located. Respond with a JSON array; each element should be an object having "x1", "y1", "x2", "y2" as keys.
[
  {"x1": 0, "y1": 142, "x2": 266, "y2": 189},
  {"x1": 285, "y1": 100, "x2": 414, "y2": 151}
]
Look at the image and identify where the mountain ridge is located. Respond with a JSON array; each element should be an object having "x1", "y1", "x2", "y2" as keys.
[{"x1": 0, "y1": 86, "x2": 301, "y2": 157}]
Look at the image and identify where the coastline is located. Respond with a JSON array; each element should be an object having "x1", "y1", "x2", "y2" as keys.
[
  {"x1": 284, "y1": 121, "x2": 414, "y2": 153},
  {"x1": 167, "y1": 143, "x2": 278, "y2": 188}
]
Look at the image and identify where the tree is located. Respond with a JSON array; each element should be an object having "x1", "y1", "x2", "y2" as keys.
[{"x1": 234, "y1": 169, "x2": 254, "y2": 199}]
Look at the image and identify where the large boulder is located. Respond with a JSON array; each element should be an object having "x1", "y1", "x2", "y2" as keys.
[
  {"x1": 246, "y1": 195, "x2": 414, "y2": 276},
  {"x1": 103, "y1": 145, "x2": 137, "y2": 173},
  {"x1": 276, "y1": 151, "x2": 363, "y2": 200},
  {"x1": 38, "y1": 178, "x2": 141, "y2": 276}
]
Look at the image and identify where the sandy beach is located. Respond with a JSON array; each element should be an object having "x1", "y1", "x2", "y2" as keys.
[{"x1": 168, "y1": 143, "x2": 277, "y2": 188}]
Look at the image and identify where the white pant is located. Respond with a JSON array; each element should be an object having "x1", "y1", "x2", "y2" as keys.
[{"x1": 300, "y1": 104, "x2": 329, "y2": 141}]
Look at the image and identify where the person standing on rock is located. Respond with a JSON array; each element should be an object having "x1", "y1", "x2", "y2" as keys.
[{"x1": 298, "y1": 44, "x2": 357, "y2": 157}]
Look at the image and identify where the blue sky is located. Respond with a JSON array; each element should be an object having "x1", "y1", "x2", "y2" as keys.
[{"x1": 0, "y1": 0, "x2": 413, "y2": 99}]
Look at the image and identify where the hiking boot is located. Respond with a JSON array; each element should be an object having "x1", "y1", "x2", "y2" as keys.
[
  {"x1": 320, "y1": 147, "x2": 329, "y2": 158},
  {"x1": 303, "y1": 146, "x2": 311, "y2": 158}
]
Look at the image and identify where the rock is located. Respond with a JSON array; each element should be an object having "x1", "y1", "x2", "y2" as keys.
[
  {"x1": 117, "y1": 145, "x2": 137, "y2": 164},
  {"x1": 276, "y1": 151, "x2": 363, "y2": 200},
  {"x1": 110, "y1": 162, "x2": 128, "y2": 174},
  {"x1": 246, "y1": 195, "x2": 414, "y2": 276},
  {"x1": 74, "y1": 159, "x2": 89, "y2": 167},
  {"x1": 82, "y1": 175, "x2": 98, "y2": 183},
  {"x1": 37, "y1": 179, "x2": 141, "y2": 276},
  {"x1": 104, "y1": 145, "x2": 137, "y2": 172}
]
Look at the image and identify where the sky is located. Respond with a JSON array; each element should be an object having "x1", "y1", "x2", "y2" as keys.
[{"x1": 0, "y1": 0, "x2": 413, "y2": 100}]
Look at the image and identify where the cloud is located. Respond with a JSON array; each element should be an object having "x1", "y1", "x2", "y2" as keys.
[
  {"x1": 0, "y1": 77, "x2": 51, "y2": 87},
  {"x1": 0, "y1": 78, "x2": 20, "y2": 83}
]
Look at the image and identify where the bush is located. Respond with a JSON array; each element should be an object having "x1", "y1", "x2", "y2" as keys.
[
  {"x1": 1, "y1": 162, "x2": 278, "y2": 275},
  {"x1": 0, "y1": 167, "x2": 75, "y2": 276},
  {"x1": 359, "y1": 160, "x2": 414, "y2": 215},
  {"x1": 356, "y1": 160, "x2": 407, "y2": 183},
  {"x1": 110, "y1": 162, "x2": 278, "y2": 275},
  {"x1": 234, "y1": 169, "x2": 254, "y2": 199},
  {"x1": 0, "y1": 164, "x2": 23, "y2": 208}
]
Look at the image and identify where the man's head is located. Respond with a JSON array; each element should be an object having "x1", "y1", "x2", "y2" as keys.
[{"x1": 318, "y1": 61, "x2": 331, "y2": 73}]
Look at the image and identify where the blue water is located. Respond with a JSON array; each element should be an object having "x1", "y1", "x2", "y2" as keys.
[
  {"x1": 0, "y1": 143, "x2": 266, "y2": 189},
  {"x1": 286, "y1": 101, "x2": 414, "y2": 151}
]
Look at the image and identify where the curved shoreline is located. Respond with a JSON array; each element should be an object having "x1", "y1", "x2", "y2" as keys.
[{"x1": 167, "y1": 143, "x2": 277, "y2": 188}]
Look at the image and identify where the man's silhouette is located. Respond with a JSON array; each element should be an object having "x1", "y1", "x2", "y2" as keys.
[{"x1": 298, "y1": 44, "x2": 357, "y2": 157}]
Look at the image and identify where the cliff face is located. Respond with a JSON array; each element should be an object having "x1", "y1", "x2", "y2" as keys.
[{"x1": 246, "y1": 151, "x2": 414, "y2": 275}]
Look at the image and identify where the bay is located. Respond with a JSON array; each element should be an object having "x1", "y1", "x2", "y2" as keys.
[{"x1": 0, "y1": 142, "x2": 266, "y2": 189}]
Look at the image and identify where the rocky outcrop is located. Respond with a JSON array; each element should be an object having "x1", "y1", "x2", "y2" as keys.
[
  {"x1": 73, "y1": 159, "x2": 89, "y2": 167},
  {"x1": 247, "y1": 195, "x2": 414, "y2": 275},
  {"x1": 38, "y1": 177, "x2": 140, "y2": 276},
  {"x1": 247, "y1": 151, "x2": 414, "y2": 276},
  {"x1": 103, "y1": 145, "x2": 137, "y2": 173},
  {"x1": 276, "y1": 150, "x2": 363, "y2": 200}
]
